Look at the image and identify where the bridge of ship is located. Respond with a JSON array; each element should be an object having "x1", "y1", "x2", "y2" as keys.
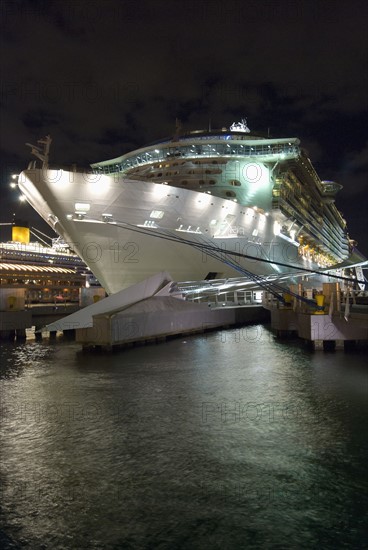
[{"x1": 92, "y1": 139, "x2": 300, "y2": 175}]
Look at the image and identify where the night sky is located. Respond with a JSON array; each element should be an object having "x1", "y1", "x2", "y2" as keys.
[{"x1": 1, "y1": 0, "x2": 367, "y2": 255}]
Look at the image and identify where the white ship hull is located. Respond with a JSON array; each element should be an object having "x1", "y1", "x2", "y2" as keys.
[{"x1": 19, "y1": 169, "x2": 307, "y2": 294}]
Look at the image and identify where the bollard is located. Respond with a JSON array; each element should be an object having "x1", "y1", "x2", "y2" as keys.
[
  {"x1": 283, "y1": 293, "x2": 292, "y2": 307},
  {"x1": 7, "y1": 296, "x2": 17, "y2": 310},
  {"x1": 314, "y1": 294, "x2": 325, "y2": 314}
]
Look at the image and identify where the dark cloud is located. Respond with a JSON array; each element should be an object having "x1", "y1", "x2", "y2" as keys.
[
  {"x1": 0, "y1": 0, "x2": 367, "y2": 252},
  {"x1": 347, "y1": 142, "x2": 368, "y2": 172},
  {"x1": 22, "y1": 108, "x2": 62, "y2": 129}
]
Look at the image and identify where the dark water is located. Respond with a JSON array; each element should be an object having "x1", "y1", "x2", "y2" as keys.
[{"x1": 1, "y1": 326, "x2": 367, "y2": 549}]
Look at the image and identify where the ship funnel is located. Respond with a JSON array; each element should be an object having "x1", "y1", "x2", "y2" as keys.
[{"x1": 12, "y1": 220, "x2": 30, "y2": 244}]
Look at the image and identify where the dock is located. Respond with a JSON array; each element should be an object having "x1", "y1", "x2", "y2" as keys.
[
  {"x1": 2, "y1": 271, "x2": 367, "y2": 352},
  {"x1": 0, "y1": 233, "x2": 106, "y2": 341},
  {"x1": 0, "y1": 287, "x2": 105, "y2": 341},
  {"x1": 41, "y1": 272, "x2": 270, "y2": 351},
  {"x1": 263, "y1": 283, "x2": 368, "y2": 350}
]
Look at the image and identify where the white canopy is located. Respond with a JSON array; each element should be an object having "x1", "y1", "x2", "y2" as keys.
[{"x1": 43, "y1": 271, "x2": 173, "y2": 332}]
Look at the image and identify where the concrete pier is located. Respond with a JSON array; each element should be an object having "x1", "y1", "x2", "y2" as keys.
[
  {"x1": 0, "y1": 305, "x2": 81, "y2": 341},
  {"x1": 264, "y1": 283, "x2": 368, "y2": 351},
  {"x1": 0, "y1": 285, "x2": 100, "y2": 341},
  {"x1": 42, "y1": 272, "x2": 270, "y2": 351},
  {"x1": 0, "y1": 309, "x2": 32, "y2": 341},
  {"x1": 77, "y1": 298, "x2": 269, "y2": 351}
]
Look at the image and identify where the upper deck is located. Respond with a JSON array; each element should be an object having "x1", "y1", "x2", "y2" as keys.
[{"x1": 91, "y1": 129, "x2": 300, "y2": 175}]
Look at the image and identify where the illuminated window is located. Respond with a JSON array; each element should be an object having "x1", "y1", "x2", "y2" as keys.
[
  {"x1": 74, "y1": 202, "x2": 90, "y2": 212},
  {"x1": 150, "y1": 210, "x2": 164, "y2": 219}
]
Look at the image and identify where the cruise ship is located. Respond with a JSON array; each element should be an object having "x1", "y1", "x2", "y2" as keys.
[
  {"x1": 17, "y1": 121, "x2": 365, "y2": 294},
  {"x1": 0, "y1": 227, "x2": 100, "y2": 303}
]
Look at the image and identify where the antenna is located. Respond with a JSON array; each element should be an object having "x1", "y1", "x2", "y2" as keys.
[
  {"x1": 173, "y1": 118, "x2": 182, "y2": 142},
  {"x1": 175, "y1": 118, "x2": 182, "y2": 134}
]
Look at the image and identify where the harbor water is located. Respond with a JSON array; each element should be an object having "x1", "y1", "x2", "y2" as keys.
[{"x1": 1, "y1": 326, "x2": 367, "y2": 549}]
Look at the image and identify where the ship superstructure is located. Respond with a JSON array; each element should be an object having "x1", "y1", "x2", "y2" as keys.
[
  {"x1": 92, "y1": 126, "x2": 350, "y2": 268},
  {"x1": 18, "y1": 124, "x2": 365, "y2": 294},
  {"x1": 0, "y1": 240, "x2": 86, "y2": 271},
  {"x1": 0, "y1": 239, "x2": 90, "y2": 303}
]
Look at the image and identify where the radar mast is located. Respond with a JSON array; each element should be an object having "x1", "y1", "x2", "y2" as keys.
[{"x1": 26, "y1": 135, "x2": 52, "y2": 168}]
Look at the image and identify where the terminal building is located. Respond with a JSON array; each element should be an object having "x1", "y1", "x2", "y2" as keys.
[{"x1": 0, "y1": 223, "x2": 105, "y2": 339}]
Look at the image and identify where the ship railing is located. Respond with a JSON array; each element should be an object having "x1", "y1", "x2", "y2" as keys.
[
  {"x1": 48, "y1": 164, "x2": 92, "y2": 173},
  {"x1": 25, "y1": 163, "x2": 94, "y2": 175},
  {"x1": 263, "y1": 286, "x2": 367, "y2": 318},
  {"x1": 93, "y1": 143, "x2": 300, "y2": 175},
  {"x1": 279, "y1": 197, "x2": 348, "y2": 259}
]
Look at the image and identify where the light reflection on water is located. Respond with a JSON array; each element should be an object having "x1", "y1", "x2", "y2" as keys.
[{"x1": 0, "y1": 326, "x2": 367, "y2": 549}]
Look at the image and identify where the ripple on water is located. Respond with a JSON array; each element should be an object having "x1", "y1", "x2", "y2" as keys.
[{"x1": 0, "y1": 329, "x2": 367, "y2": 549}]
